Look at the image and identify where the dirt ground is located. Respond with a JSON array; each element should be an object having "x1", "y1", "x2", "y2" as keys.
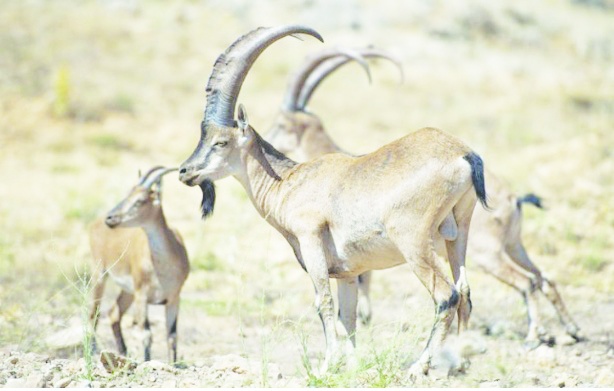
[{"x1": 1, "y1": 0, "x2": 613, "y2": 387}]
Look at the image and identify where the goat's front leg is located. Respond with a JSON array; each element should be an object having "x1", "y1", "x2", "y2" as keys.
[
  {"x1": 337, "y1": 277, "x2": 358, "y2": 369},
  {"x1": 133, "y1": 290, "x2": 152, "y2": 361},
  {"x1": 297, "y1": 235, "x2": 340, "y2": 374},
  {"x1": 165, "y1": 299, "x2": 180, "y2": 364},
  {"x1": 357, "y1": 272, "x2": 372, "y2": 325}
]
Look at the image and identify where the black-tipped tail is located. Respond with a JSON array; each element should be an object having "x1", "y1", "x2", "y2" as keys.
[
  {"x1": 463, "y1": 152, "x2": 488, "y2": 209},
  {"x1": 517, "y1": 193, "x2": 543, "y2": 209},
  {"x1": 199, "y1": 180, "x2": 216, "y2": 220}
]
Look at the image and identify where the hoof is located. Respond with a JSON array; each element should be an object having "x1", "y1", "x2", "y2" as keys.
[
  {"x1": 541, "y1": 334, "x2": 556, "y2": 347},
  {"x1": 566, "y1": 325, "x2": 585, "y2": 342},
  {"x1": 407, "y1": 362, "x2": 429, "y2": 383},
  {"x1": 357, "y1": 298, "x2": 372, "y2": 326},
  {"x1": 523, "y1": 339, "x2": 542, "y2": 351}
]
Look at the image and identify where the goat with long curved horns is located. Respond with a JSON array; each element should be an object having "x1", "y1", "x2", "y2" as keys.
[
  {"x1": 265, "y1": 47, "x2": 581, "y2": 345},
  {"x1": 179, "y1": 25, "x2": 488, "y2": 378}
]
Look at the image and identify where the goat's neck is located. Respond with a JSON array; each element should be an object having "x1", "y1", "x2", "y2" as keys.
[
  {"x1": 141, "y1": 209, "x2": 186, "y2": 278},
  {"x1": 234, "y1": 134, "x2": 297, "y2": 223}
]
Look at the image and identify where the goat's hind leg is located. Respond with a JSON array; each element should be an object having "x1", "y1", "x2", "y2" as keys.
[
  {"x1": 478, "y1": 255, "x2": 545, "y2": 348},
  {"x1": 445, "y1": 190, "x2": 476, "y2": 334},
  {"x1": 506, "y1": 242, "x2": 581, "y2": 341},
  {"x1": 398, "y1": 243, "x2": 460, "y2": 379}
]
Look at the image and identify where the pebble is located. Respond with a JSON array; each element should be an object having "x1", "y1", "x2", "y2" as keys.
[{"x1": 55, "y1": 377, "x2": 73, "y2": 388}]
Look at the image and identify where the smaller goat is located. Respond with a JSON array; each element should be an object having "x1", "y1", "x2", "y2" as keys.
[{"x1": 88, "y1": 166, "x2": 189, "y2": 363}]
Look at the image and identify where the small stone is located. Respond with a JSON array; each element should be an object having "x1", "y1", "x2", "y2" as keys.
[
  {"x1": 54, "y1": 377, "x2": 73, "y2": 388},
  {"x1": 99, "y1": 351, "x2": 136, "y2": 373},
  {"x1": 8, "y1": 356, "x2": 18, "y2": 365},
  {"x1": 91, "y1": 381, "x2": 104, "y2": 388}
]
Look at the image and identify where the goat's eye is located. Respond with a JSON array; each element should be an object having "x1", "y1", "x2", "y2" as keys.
[{"x1": 214, "y1": 141, "x2": 228, "y2": 148}]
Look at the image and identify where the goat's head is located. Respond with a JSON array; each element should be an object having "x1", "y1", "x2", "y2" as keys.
[
  {"x1": 105, "y1": 166, "x2": 177, "y2": 228},
  {"x1": 178, "y1": 25, "x2": 323, "y2": 187},
  {"x1": 266, "y1": 47, "x2": 370, "y2": 154},
  {"x1": 267, "y1": 47, "x2": 404, "y2": 157}
]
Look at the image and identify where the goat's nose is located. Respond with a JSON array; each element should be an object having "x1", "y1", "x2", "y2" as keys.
[{"x1": 105, "y1": 215, "x2": 119, "y2": 228}]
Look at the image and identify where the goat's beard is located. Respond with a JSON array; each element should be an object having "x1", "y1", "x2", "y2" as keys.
[{"x1": 199, "y1": 179, "x2": 216, "y2": 220}]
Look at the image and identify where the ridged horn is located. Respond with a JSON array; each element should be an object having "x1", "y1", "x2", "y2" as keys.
[
  {"x1": 204, "y1": 25, "x2": 323, "y2": 127},
  {"x1": 137, "y1": 166, "x2": 165, "y2": 186},
  {"x1": 282, "y1": 47, "x2": 371, "y2": 111},
  {"x1": 141, "y1": 167, "x2": 178, "y2": 189},
  {"x1": 297, "y1": 47, "x2": 404, "y2": 110}
]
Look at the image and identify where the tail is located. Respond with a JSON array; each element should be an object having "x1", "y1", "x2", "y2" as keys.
[
  {"x1": 463, "y1": 152, "x2": 489, "y2": 209},
  {"x1": 517, "y1": 193, "x2": 543, "y2": 209}
]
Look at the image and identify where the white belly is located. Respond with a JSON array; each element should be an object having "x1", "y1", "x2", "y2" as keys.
[
  {"x1": 325, "y1": 227, "x2": 405, "y2": 278},
  {"x1": 109, "y1": 272, "x2": 135, "y2": 293}
]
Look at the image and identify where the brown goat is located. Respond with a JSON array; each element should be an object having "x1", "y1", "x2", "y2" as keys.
[
  {"x1": 265, "y1": 47, "x2": 581, "y2": 347},
  {"x1": 179, "y1": 25, "x2": 488, "y2": 378},
  {"x1": 89, "y1": 166, "x2": 189, "y2": 363}
]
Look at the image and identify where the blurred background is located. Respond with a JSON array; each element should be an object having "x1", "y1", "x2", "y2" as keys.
[{"x1": 0, "y1": 0, "x2": 612, "y2": 387}]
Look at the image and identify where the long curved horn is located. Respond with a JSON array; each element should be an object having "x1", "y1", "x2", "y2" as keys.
[
  {"x1": 282, "y1": 48, "x2": 371, "y2": 111},
  {"x1": 204, "y1": 25, "x2": 323, "y2": 127},
  {"x1": 138, "y1": 166, "x2": 165, "y2": 185},
  {"x1": 142, "y1": 167, "x2": 178, "y2": 189},
  {"x1": 297, "y1": 47, "x2": 404, "y2": 110}
]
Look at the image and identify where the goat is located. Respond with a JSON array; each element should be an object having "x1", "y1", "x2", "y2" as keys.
[
  {"x1": 265, "y1": 46, "x2": 403, "y2": 325},
  {"x1": 88, "y1": 166, "x2": 189, "y2": 363},
  {"x1": 178, "y1": 25, "x2": 488, "y2": 378},
  {"x1": 266, "y1": 48, "x2": 581, "y2": 346}
]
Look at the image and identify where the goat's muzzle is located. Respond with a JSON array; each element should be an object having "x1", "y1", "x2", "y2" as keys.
[
  {"x1": 105, "y1": 214, "x2": 121, "y2": 228},
  {"x1": 178, "y1": 165, "x2": 201, "y2": 187}
]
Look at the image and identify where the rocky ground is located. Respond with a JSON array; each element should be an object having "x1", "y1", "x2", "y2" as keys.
[{"x1": 1, "y1": 0, "x2": 613, "y2": 387}]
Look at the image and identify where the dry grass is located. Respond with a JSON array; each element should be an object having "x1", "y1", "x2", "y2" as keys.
[{"x1": 0, "y1": 0, "x2": 612, "y2": 387}]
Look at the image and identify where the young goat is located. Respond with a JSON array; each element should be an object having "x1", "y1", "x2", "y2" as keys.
[
  {"x1": 88, "y1": 166, "x2": 189, "y2": 363},
  {"x1": 179, "y1": 25, "x2": 488, "y2": 378},
  {"x1": 266, "y1": 48, "x2": 581, "y2": 346}
]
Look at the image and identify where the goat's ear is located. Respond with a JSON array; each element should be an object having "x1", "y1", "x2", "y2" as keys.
[
  {"x1": 151, "y1": 179, "x2": 163, "y2": 205},
  {"x1": 237, "y1": 104, "x2": 255, "y2": 147},
  {"x1": 237, "y1": 104, "x2": 249, "y2": 132}
]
